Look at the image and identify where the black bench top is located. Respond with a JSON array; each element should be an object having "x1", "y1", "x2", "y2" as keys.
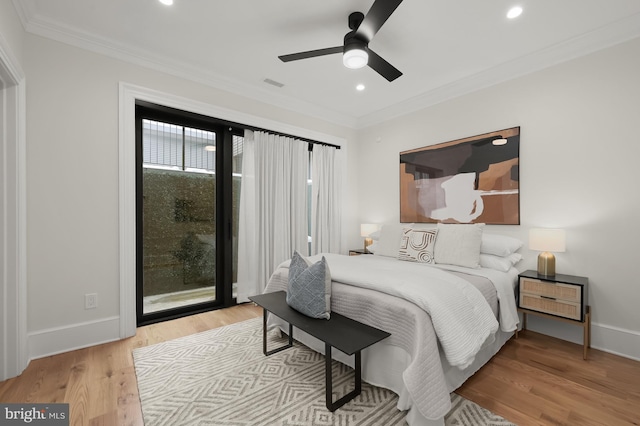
[{"x1": 249, "y1": 291, "x2": 390, "y2": 355}]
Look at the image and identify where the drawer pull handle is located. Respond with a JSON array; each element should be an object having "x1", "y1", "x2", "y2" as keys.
[{"x1": 541, "y1": 295, "x2": 556, "y2": 300}]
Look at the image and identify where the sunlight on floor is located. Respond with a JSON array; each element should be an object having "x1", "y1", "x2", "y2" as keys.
[
  {"x1": 143, "y1": 287, "x2": 216, "y2": 313},
  {"x1": 143, "y1": 285, "x2": 239, "y2": 313}
]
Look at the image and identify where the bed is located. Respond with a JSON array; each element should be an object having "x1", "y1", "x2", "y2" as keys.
[{"x1": 262, "y1": 225, "x2": 522, "y2": 426}]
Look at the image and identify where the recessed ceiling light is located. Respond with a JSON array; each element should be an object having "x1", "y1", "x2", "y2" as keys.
[
  {"x1": 159, "y1": 0, "x2": 173, "y2": 6},
  {"x1": 204, "y1": 145, "x2": 216, "y2": 152},
  {"x1": 356, "y1": 84, "x2": 365, "y2": 91},
  {"x1": 507, "y1": 6, "x2": 523, "y2": 19}
]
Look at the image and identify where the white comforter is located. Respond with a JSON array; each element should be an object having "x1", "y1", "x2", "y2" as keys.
[
  {"x1": 265, "y1": 254, "x2": 518, "y2": 421},
  {"x1": 298, "y1": 254, "x2": 498, "y2": 369}
]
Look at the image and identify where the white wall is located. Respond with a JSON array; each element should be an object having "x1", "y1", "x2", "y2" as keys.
[
  {"x1": 0, "y1": 0, "x2": 28, "y2": 379},
  {"x1": 22, "y1": 32, "x2": 356, "y2": 358},
  {"x1": 353, "y1": 37, "x2": 640, "y2": 359},
  {"x1": 8, "y1": 0, "x2": 640, "y2": 362}
]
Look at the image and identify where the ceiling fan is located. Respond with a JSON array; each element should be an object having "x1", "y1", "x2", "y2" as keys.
[{"x1": 278, "y1": 0, "x2": 404, "y2": 82}]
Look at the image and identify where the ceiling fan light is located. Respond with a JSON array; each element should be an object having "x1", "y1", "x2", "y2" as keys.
[
  {"x1": 507, "y1": 6, "x2": 523, "y2": 19},
  {"x1": 343, "y1": 48, "x2": 368, "y2": 69}
]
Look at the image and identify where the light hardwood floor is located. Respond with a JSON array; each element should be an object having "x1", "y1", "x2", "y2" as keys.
[{"x1": 1, "y1": 304, "x2": 638, "y2": 425}]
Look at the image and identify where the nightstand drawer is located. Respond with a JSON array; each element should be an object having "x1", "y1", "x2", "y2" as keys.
[
  {"x1": 520, "y1": 278, "x2": 581, "y2": 303},
  {"x1": 519, "y1": 293, "x2": 581, "y2": 320}
]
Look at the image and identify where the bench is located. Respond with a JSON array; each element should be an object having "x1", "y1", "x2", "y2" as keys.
[{"x1": 248, "y1": 291, "x2": 391, "y2": 411}]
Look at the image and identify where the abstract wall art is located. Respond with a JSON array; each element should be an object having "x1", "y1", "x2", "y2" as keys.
[{"x1": 400, "y1": 127, "x2": 520, "y2": 224}]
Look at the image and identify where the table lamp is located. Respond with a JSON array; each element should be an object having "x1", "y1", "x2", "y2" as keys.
[
  {"x1": 360, "y1": 224, "x2": 378, "y2": 253},
  {"x1": 529, "y1": 228, "x2": 566, "y2": 276}
]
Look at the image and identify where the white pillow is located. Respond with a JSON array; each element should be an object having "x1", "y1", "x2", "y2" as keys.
[
  {"x1": 434, "y1": 223, "x2": 483, "y2": 268},
  {"x1": 367, "y1": 241, "x2": 378, "y2": 254},
  {"x1": 480, "y1": 233, "x2": 523, "y2": 257},
  {"x1": 479, "y1": 253, "x2": 522, "y2": 272},
  {"x1": 374, "y1": 224, "x2": 405, "y2": 257},
  {"x1": 398, "y1": 227, "x2": 438, "y2": 263}
]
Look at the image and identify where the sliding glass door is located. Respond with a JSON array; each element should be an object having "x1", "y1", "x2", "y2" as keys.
[{"x1": 136, "y1": 102, "x2": 242, "y2": 325}]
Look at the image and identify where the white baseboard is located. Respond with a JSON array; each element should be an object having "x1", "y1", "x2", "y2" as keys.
[
  {"x1": 28, "y1": 316, "x2": 121, "y2": 361},
  {"x1": 522, "y1": 314, "x2": 640, "y2": 361},
  {"x1": 25, "y1": 313, "x2": 640, "y2": 365}
]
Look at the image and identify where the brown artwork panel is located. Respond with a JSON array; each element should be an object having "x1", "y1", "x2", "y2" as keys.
[{"x1": 400, "y1": 127, "x2": 520, "y2": 224}]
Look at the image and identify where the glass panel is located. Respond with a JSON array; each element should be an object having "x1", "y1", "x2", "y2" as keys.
[
  {"x1": 142, "y1": 120, "x2": 216, "y2": 314},
  {"x1": 231, "y1": 135, "x2": 243, "y2": 298},
  {"x1": 184, "y1": 127, "x2": 216, "y2": 172},
  {"x1": 142, "y1": 119, "x2": 183, "y2": 169}
]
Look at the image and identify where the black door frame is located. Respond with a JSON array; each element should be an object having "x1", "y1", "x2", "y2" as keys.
[{"x1": 135, "y1": 102, "x2": 238, "y2": 326}]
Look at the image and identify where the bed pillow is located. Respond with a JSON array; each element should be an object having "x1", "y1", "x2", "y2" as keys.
[
  {"x1": 367, "y1": 241, "x2": 379, "y2": 254},
  {"x1": 286, "y1": 251, "x2": 331, "y2": 319},
  {"x1": 434, "y1": 223, "x2": 483, "y2": 268},
  {"x1": 398, "y1": 227, "x2": 438, "y2": 263},
  {"x1": 374, "y1": 224, "x2": 405, "y2": 258},
  {"x1": 480, "y1": 233, "x2": 523, "y2": 257},
  {"x1": 479, "y1": 253, "x2": 522, "y2": 272}
]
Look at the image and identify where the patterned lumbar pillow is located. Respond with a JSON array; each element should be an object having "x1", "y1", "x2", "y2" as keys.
[
  {"x1": 398, "y1": 227, "x2": 438, "y2": 263},
  {"x1": 286, "y1": 251, "x2": 331, "y2": 319}
]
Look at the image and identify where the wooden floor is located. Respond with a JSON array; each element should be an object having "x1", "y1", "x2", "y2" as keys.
[{"x1": 1, "y1": 304, "x2": 639, "y2": 426}]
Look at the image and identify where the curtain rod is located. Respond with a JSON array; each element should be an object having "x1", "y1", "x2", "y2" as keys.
[{"x1": 242, "y1": 126, "x2": 341, "y2": 150}]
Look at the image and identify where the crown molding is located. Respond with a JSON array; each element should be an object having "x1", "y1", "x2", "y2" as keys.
[
  {"x1": 10, "y1": 0, "x2": 35, "y2": 30},
  {"x1": 355, "y1": 12, "x2": 640, "y2": 129},
  {"x1": 14, "y1": 1, "x2": 358, "y2": 129},
  {"x1": 12, "y1": 1, "x2": 640, "y2": 131}
]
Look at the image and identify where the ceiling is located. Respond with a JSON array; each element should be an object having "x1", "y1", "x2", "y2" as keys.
[{"x1": 13, "y1": 0, "x2": 640, "y2": 128}]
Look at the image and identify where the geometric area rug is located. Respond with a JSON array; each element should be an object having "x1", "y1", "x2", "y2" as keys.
[{"x1": 133, "y1": 317, "x2": 516, "y2": 426}]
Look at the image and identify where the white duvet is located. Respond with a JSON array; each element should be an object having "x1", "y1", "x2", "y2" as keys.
[
  {"x1": 266, "y1": 253, "x2": 519, "y2": 421},
  {"x1": 280, "y1": 253, "x2": 517, "y2": 369},
  {"x1": 286, "y1": 254, "x2": 505, "y2": 369}
]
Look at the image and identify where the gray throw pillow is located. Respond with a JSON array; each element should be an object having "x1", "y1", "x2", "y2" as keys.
[{"x1": 286, "y1": 251, "x2": 331, "y2": 319}]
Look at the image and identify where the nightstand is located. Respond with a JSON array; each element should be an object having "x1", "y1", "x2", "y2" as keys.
[
  {"x1": 348, "y1": 249, "x2": 371, "y2": 256},
  {"x1": 516, "y1": 270, "x2": 591, "y2": 359}
]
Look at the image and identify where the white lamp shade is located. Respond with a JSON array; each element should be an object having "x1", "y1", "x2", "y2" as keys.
[
  {"x1": 529, "y1": 228, "x2": 566, "y2": 252},
  {"x1": 343, "y1": 49, "x2": 368, "y2": 69},
  {"x1": 360, "y1": 223, "x2": 378, "y2": 237}
]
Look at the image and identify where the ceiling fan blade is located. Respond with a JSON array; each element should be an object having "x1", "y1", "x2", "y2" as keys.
[
  {"x1": 367, "y1": 49, "x2": 402, "y2": 82},
  {"x1": 278, "y1": 46, "x2": 343, "y2": 62},
  {"x1": 356, "y1": 0, "x2": 403, "y2": 42}
]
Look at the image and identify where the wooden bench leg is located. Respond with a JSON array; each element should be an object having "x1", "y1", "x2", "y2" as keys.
[
  {"x1": 262, "y1": 309, "x2": 293, "y2": 356},
  {"x1": 325, "y1": 343, "x2": 362, "y2": 412}
]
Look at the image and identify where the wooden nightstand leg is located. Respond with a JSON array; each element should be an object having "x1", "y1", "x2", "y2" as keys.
[
  {"x1": 583, "y1": 306, "x2": 591, "y2": 360},
  {"x1": 515, "y1": 311, "x2": 527, "y2": 339},
  {"x1": 587, "y1": 305, "x2": 591, "y2": 348}
]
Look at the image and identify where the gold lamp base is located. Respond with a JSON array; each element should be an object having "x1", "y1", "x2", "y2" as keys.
[
  {"x1": 537, "y1": 251, "x2": 556, "y2": 276},
  {"x1": 363, "y1": 237, "x2": 373, "y2": 253}
]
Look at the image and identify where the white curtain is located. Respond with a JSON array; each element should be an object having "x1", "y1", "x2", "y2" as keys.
[
  {"x1": 311, "y1": 144, "x2": 342, "y2": 255},
  {"x1": 235, "y1": 130, "x2": 309, "y2": 302}
]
